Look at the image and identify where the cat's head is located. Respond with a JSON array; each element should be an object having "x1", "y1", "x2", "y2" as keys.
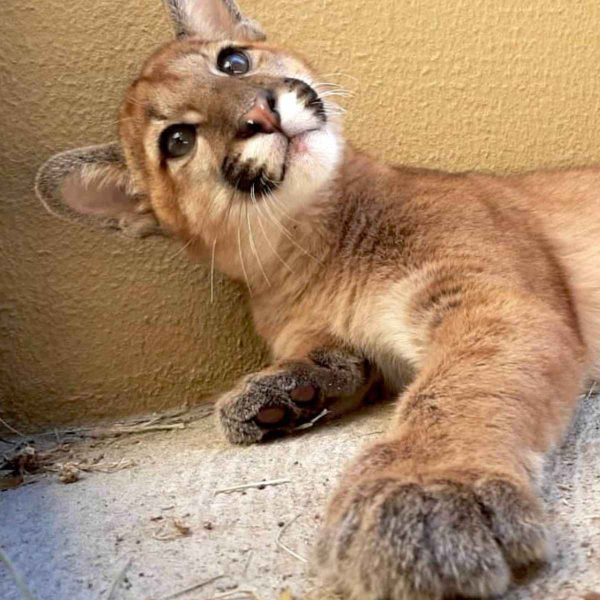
[{"x1": 35, "y1": 0, "x2": 344, "y2": 248}]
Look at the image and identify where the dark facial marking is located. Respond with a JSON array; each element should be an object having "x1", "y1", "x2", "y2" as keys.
[
  {"x1": 284, "y1": 78, "x2": 327, "y2": 122},
  {"x1": 221, "y1": 155, "x2": 282, "y2": 196}
]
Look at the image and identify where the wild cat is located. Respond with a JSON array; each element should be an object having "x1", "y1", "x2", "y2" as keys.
[{"x1": 35, "y1": 0, "x2": 600, "y2": 598}]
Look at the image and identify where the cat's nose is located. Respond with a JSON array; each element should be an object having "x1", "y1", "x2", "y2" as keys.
[{"x1": 238, "y1": 90, "x2": 281, "y2": 138}]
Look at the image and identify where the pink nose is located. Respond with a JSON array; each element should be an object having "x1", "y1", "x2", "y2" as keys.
[{"x1": 239, "y1": 91, "x2": 281, "y2": 137}]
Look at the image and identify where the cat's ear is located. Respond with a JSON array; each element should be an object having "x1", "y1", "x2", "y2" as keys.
[
  {"x1": 35, "y1": 143, "x2": 164, "y2": 238},
  {"x1": 164, "y1": 0, "x2": 265, "y2": 42}
]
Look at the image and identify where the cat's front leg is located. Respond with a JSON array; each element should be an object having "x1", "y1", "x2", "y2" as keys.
[
  {"x1": 315, "y1": 286, "x2": 586, "y2": 599},
  {"x1": 217, "y1": 346, "x2": 376, "y2": 444}
]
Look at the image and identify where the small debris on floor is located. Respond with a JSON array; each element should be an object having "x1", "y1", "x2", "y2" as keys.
[
  {"x1": 214, "y1": 478, "x2": 291, "y2": 495},
  {"x1": 57, "y1": 462, "x2": 80, "y2": 484},
  {"x1": 105, "y1": 558, "x2": 131, "y2": 600},
  {"x1": 84, "y1": 405, "x2": 212, "y2": 439},
  {"x1": 156, "y1": 574, "x2": 224, "y2": 600},
  {"x1": 276, "y1": 515, "x2": 307, "y2": 564},
  {"x1": 47, "y1": 457, "x2": 136, "y2": 482},
  {"x1": 0, "y1": 406, "x2": 213, "y2": 489},
  {"x1": 1, "y1": 398, "x2": 598, "y2": 599},
  {"x1": 1, "y1": 442, "x2": 71, "y2": 488},
  {"x1": 152, "y1": 517, "x2": 192, "y2": 541},
  {"x1": 210, "y1": 589, "x2": 262, "y2": 599}
]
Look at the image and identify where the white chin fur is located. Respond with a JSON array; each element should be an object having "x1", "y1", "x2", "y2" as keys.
[
  {"x1": 278, "y1": 127, "x2": 343, "y2": 207},
  {"x1": 239, "y1": 133, "x2": 287, "y2": 178}
]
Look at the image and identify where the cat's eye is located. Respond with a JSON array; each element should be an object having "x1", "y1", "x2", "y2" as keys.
[
  {"x1": 159, "y1": 124, "x2": 197, "y2": 159},
  {"x1": 217, "y1": 48, "x2": 251, "y2": 76}
]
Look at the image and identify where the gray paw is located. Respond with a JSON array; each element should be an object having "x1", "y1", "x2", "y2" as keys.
[
  {"x1": 217, "y1": 351, "x2": 367, "y2": 444},
  {"x1": 217, "y1": 370, "x2": 325, "y2": 444},
  {"x1": 316, "y1": 477, "x2": 550, "y2": 599}
]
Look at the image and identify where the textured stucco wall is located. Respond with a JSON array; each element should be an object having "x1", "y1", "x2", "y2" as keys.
[{"x1": 2, "y1": 0, "x2": 600, "y2": 429}]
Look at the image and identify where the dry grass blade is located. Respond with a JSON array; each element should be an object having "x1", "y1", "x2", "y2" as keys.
[
  {"x1": 276, "y1": 515, "x2": 308, "y2": 564},
  {"x1": 302, "y1": 589, "x2": 341, "y2": 600},
  {"x1": 214, "y1": 478, "x2": 291, "y2": 495},
  {"x1": 0, "y1": 416, "x2": 25, "y2": 437},
  {"x1": 356, "y1": 429, "x2": 384, "y2": 438},
  {"x1": 210, "y1": 590, "x2": 263, "y2": 600},
  {"x1": 88, "y1": 423, "x2": 185, "y2": 438},
  {"x1": 583, "y1": 381, "x2": 597, "y2": 402},
  {"x1": 45, "y1": 457, "x2": 136, "y2": 483},
  {"x1": 83, "y1": 458, "x2": 136, "y2": 473},
  {"x1": 295, "y1": 409, "x2": 329, "y2": 431},
  {"x1": 157, "y1": 574, "x2": 224, "y2": 599},
  {"x1": 104, "y1": 558, "x2": 131, "y2": 600},
  {"x1": 82, "y1": 406, "x2": 196, "y2": 439},
  {"x1": 0, "y1": 546, "x2": 38, "y2": 600}
]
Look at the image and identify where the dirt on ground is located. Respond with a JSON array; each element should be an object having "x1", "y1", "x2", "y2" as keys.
[{"x1": 0, "y1": 392, "x2": 599, "y2": 600}]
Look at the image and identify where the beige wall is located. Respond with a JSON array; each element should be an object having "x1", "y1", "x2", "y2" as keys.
[{"x1": 2, "y1": 0, "x2": 600, "y2": 429}]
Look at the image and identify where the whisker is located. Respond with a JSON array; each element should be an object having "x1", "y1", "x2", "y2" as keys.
[
  {"x1": 259, "y1": 175, "x2": 303, "y2": 225},
  {"x1": 313, "y1": 80, "x2": 354, "y2": 92},
  {"x1": 210, "y1": 236, "x2": 217, "y2": 304},
  {"x1": 247, "y1": 188, "x2": 271, "y2": 287},
  {"x1": 268, "y1": 192, "x2": 304, "y2": 225},
  {"x1": 251, "y1": 188, "x2": 295, "y2": 274},
  {"x1": 258, "y1": 173, "x2": 298, "y2": 215},
  {"x1": 170, "y1": 237, "x2": 193, "y2": 260},
  {"x1": 313, "y1": 82, "x2": 346, "y2": 88},
  {"x1": 123, "y1": 96, "x2": 148, "y2": 109},
  {"x1": 260, "y1": 185, "x2": 322, "y2": 264},
  {"x1": 314, "y1": 102, "x2": 347, "y2": 116},
  {"x1": 318, "y1": 90, "x2": 352, "y2": 99},
  {"x1": 237, "y1": 205, "x2": 253, "y2": 296},
  {"x1": 257, "y1": 191, "x2": 288, "y2": 238},
  {"x1": 320, "y1": 71, "x2": 362, "y2": 85}
]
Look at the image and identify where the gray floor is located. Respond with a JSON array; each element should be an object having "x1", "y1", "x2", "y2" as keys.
[{"x1": 1, "y1": 394, "x2": 599, "y2": 600}]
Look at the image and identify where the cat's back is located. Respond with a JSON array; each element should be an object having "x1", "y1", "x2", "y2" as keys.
[
  {"x1": 329, "y1": 152, "x2": 581, "y2": 324},
  {"x1": 336, "y1": 152, "x2": 544, "y2": 270}
]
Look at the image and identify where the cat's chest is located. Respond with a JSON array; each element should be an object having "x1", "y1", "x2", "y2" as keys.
[
  {"x1": 326, "y1": 281, "x2": 416, "y2": 389},
  {"x1": 258, "y1": 271, "x2": 419, "y2": 390}
]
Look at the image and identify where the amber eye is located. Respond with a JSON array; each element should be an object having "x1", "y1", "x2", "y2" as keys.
[
  {"x1": 159, "y1": 124, "x2": 197, "y2": 159},
  {"x1": 217, "y1": 47, "x2": 250, "y2": 75}
]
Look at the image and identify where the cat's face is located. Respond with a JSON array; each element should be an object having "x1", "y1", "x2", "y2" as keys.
[
  {"x1": 120, "y1": 36, "x2": 343, "y2": 237},
  {"x1": 35, "y1": 0, "x2": 345, "y2": 248}
]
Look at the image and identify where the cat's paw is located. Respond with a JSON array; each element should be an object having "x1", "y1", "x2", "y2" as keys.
[
  {"x1": 316, "y1": 467, "x2": 550, "y2": 599},
  {"x1": 217, "y1": 352, "x2": 367, "y2": 444}
]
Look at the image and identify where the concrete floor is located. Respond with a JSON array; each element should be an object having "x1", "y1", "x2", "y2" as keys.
[{"x1": 1, "y1": 393, "x2": 599, "y2": 600}]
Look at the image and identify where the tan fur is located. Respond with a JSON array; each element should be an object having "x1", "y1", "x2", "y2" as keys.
[{"x1": 35, "y1": 1, "x2": 600, "y2": 597}]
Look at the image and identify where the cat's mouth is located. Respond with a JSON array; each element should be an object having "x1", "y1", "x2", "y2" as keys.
[
  {"x1": 221, "y1": 128, "x2": 322, "y2": 196},
  {"x1": 220, "y1": 78, "x2": 330, "y2": 197}
]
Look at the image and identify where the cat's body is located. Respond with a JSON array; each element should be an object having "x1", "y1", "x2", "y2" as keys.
[
  {"x1": 35, "y1": 1, "x2": 599, "y2": 598},
  {"x1": 227, "y1": 147, "x2": 597, "y2": 390}
]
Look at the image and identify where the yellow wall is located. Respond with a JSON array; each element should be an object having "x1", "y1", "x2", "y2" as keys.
[{"x1": 2, "y1": 0, "x2": 600, "y2": 429}]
